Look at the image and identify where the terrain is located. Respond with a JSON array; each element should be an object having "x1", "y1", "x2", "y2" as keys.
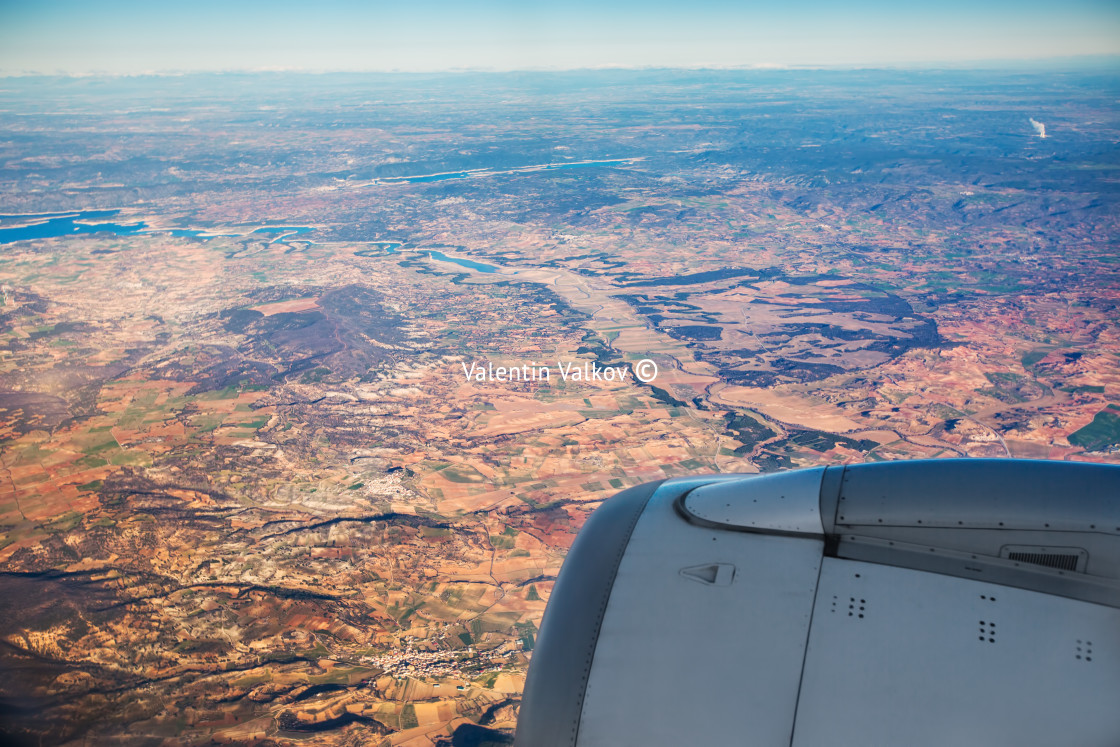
[{"x1": 0, "y1": 68, "x2": 1118, "y2": 745}]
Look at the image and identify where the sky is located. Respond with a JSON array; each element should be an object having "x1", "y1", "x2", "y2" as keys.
[{"x1": 1, "y1": 0, "x2": 1119, "y2": 75}]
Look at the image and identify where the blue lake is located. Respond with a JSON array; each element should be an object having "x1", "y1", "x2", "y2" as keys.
[
  {"x1": 1, "y1": 215, "x2": 495, "y2": 275},
  {"x1": 543, "y1": 160, "x2": 628, "y2": 170},
  {"x1": 352, "y1": 242, "x2": 402, "y2": 258},
  {"x1": 426, "y1": 250, "x2": 498, "y2": 273},
  {"x1": 0, "y1": 211, "x2": 148, "y2": 244},
  {"x1": 0, "y1": 212, "x2": 316, "y2": 246},
  {"x1": 251, "y1": 226, "x2": 315, "y2": 243},
  {"x1": 251, "y1": 226, "x2": 314, "y2": 235},
  {"x1": 389, "y1": 172, "x2": 472, "y2": 184},
  {"x1": 383, "y1": 160, "x2": 630, "y2": 185}
]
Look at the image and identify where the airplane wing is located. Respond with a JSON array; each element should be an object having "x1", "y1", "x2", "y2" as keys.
[{"x1": 515, "y1": 459, "x2": 1120, "y2": 746}]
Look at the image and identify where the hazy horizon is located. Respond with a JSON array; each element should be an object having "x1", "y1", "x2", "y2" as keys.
[
  {"x1": 3, "y1": 0, "x2": 1119, "y2": 76},
  {"x1": 2, "y1": 56, "x2": 1119, "y2": 80}
]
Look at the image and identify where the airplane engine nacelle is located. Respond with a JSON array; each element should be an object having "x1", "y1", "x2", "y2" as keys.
[{"x1": 515, "y1": 459, "x2": 1120, "y2": 746}]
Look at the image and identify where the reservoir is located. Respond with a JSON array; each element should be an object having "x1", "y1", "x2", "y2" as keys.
[
  {"x1": 352, "y1": 241, "x2": 402, "y2": 258},
  {"x1": 389, "y1": 172, "x2": 472, "y2": 184},
  {"x1": 0, "y1": 212, "x2": 313, "y2": 246},
  {"x1": 2, "y1": 214, "x2": 495, "y2": 275},
  {"x1": 0, "y1": 211, "x2": 148, "y2": 244},
  {"x1": 355, "y1": 244, "x2": 501, "y2": 273},
  {"x1": 251, "y1": 226, "x2": 315, "y2": 243},
  {"x1": 425, "y1": 250, "x2": 498, "y2": 273},
  {"x1": 382, "y1": 159, "x2": 633, "y2": 185}
]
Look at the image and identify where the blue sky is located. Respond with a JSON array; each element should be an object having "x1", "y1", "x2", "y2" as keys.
[{"x1": 2, "y1": 0, "x2": 1119, "y2": 74}]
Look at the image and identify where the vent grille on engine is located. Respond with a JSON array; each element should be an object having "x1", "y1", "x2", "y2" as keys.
[
  {"x1": 1006, "y1": 551, "x2": 1080, "y2": 571},
  {"x1": 998, "y1": 545, "x2": 1088, "y2": 572}
]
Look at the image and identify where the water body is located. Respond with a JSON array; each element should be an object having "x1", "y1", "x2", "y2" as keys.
[
  {"x1": 542, "y1": 160, "x2": 628, "y2": 170},
  {"x1": 251, "y1": 226, "x2": 315, "y2": 243},
  {"x1": 352, "y1": 241, "x2": 402, "y2": 258},
  {"x1": 382, "y1": 159, "x2": 633, "y2": 185},
  {"x1": 0, "y1": 211, "x2": 116, "y2": 222},
  {"x1": 1, "y1": 213, "x2": 494, "y2": 277},
  {"x1": 354, "y1": 243, "x2": 500, "y2": 273},
  {"x1": 391, "y1": 172, "x2": 472, "y2": 184},
  {"x1": 0, "y1": 211, "x2": 148, "y2": 244},
  {"x1": 425, "y1": 250, "x2": 498, "y2": 273},
  {"x1": 0, "y1": 212, "x2": 316, "y2": 246}
]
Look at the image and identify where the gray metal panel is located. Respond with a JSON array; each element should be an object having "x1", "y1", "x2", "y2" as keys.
[
  {"x1": 515, "y1": 480, "x2": 664, "y2": 747},
  {"x1": 576, "y1": 480, "x2": 825, "y2": 746},
  {"x1": 837, "y1": 535, "x2": 1120, "y2": 608},
  {"x1": 680, "y1": 467, "x2": 826, "y2": 536},
  {"x1": 836, "y1": 458, "x2": 1120, "y2": 532},
  {"x1": 829, "y1": 460, "x2": 1120, "y2": 602},
  {"x1": 793, "y1": 557, "x2": 1120, "y2": 746},
  {"x1": 834, "y1": 525, "x2": 1118, "y2": 575}
]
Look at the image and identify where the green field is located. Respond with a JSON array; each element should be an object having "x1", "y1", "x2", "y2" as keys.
[{"x1": 1068, "y1": 405, "x2": 1120, "y2": 452}]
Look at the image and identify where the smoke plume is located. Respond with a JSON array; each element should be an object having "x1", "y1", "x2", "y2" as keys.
[{"x1": 1029, "y1": 118, "x2": 1047, "y2": 139}]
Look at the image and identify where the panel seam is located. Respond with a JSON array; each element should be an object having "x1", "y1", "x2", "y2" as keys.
[{"x1": 787, "y1": 551, "x2": 826, "y2": 747}]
